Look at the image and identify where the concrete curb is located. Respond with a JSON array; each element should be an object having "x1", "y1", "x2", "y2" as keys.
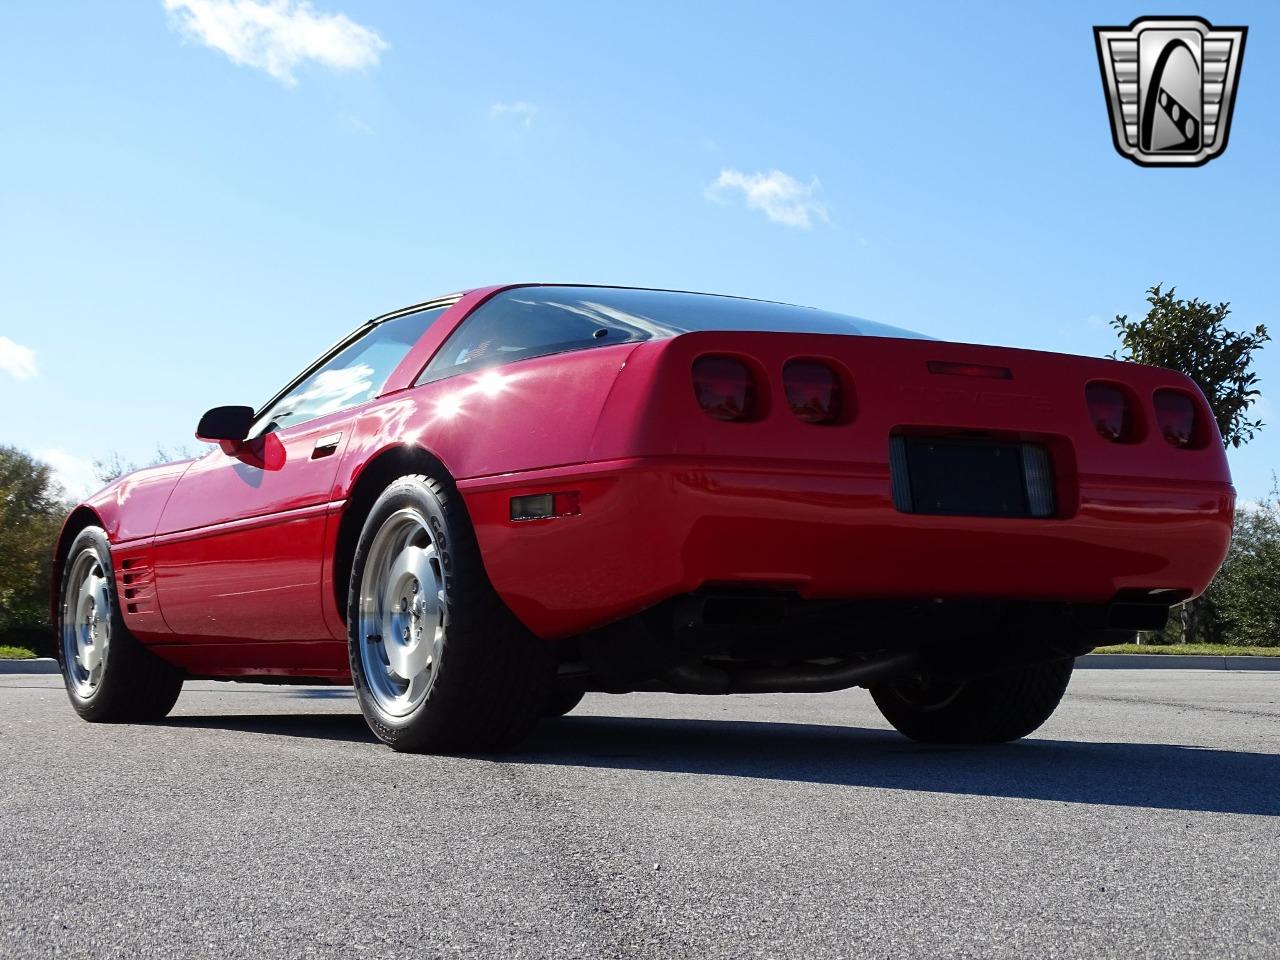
[
  {"x1": 1077, "y1": 653, "x2": 1280, "y2": 671},
  {"x1": 0, "y1": 658, "x2": 59, "y2": 675}
]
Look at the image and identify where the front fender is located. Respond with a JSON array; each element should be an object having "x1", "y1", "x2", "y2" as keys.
[{"x1": 49, "y1": 459, "x2": 195, "y2": 636}]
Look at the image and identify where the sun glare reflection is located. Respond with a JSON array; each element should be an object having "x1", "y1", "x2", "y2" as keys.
[
  {"x1": 435, "y1": 394, "x2": 466, "y2": 419},
  {"x1": 475, "y1": 370, "x2": 510, "y2": 397},
  {"x1": 431, "y1": 370, "x2": 518, "y2": 422}
]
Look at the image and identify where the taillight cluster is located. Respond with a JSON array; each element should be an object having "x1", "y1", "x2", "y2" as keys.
[
  {"x1": 1085, "y1": 382, "x2": 1135, "y2": 442},
  {"x1": 692, "y1": 355, "x2": 847, "y2": 424},
  {"x1": 783, "y1": 359, "x2": 844, "y2": 424},
  {"x1": 1085, "y1": 381, "x2": 1202, "y2": 448},
  {"x1": 1153, "y1": 389, "x2": 1198, "y2": 447},
  {"x1": 692, "y1": 356, "x2": 757, "y2": 421}
]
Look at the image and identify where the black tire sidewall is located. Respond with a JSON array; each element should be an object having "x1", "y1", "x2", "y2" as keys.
[
  {"x1": 543, "y1": 686, "x2": 586, "y2": 718},
  {"x1": 347, "y1": 473, "x2": 553, "y2": 752},
  {"x1": 56, "y1": 527, "x2": 125, "y2": 718},
  {"x1": 871, "y1": 658, "x2": 1075, "y2": 744},
  {"x1": 347, "y1": 477, "x2": 463, "y2": 746}
]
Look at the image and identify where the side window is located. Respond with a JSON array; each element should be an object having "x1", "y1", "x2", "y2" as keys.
[
  {"x1": 418, "y1": 290, "x2": 652, "y2": 383},
  {"x1": 256, "y1": 305, "x2": 448, "y2": 433}
]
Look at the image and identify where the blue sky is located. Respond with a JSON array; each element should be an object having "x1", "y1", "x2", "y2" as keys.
[{"x1": 1, "y1": 1, "x2": 1275, "y2": 500}]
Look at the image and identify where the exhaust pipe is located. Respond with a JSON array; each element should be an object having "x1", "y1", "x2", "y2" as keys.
[{"x1": 646, "y1": 650, "x2": 918, "y2": 695}]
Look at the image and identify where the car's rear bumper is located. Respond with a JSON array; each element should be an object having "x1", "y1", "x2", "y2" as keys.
[{"x1": 458, "y1": 456, "x2": 1235, "y2": 639}]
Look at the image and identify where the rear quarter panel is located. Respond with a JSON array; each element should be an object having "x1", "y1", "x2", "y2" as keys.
[{"x1": 337, "y1": 341, "x2": 642, "y2": 489}]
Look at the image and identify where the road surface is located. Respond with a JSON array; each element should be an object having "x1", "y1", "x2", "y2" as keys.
[{"x1": 1, "y1": 669, "x2": 1276, "y2": 959}]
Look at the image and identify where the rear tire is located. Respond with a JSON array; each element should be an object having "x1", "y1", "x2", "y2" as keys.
[
  {"x1": 870, "y1": 658, "x2": 1074, "y2": 744},
  {"x1": 347, "y1": 474, "x2": 552, "y2": 753},
  {"x1": 56, "y1": 526, "x2": 184, "y2": 722},
  {"x1": 542, "y1": 687, "x2": 585, "y2": 718}
]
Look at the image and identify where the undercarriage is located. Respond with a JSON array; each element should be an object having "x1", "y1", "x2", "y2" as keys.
[{"x1": 557, "y1": 590, "x2": 1183, "y2": 696}]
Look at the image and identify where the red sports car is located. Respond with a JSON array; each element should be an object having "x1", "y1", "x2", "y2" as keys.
[{"x1": 52, "y1": 284, "x2": 1235, "y2": 751}]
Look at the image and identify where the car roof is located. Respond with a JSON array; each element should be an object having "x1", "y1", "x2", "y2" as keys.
[{"x1": 366, "y1": 283, "x2": 807, "y2": 326}]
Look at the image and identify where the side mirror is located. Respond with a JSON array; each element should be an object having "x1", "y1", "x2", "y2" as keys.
[{"x1": 196, "y1": 405, "x2": 255, "y2": 444}]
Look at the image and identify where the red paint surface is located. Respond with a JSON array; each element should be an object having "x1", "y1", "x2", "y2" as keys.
[
  {"x1": 55, "y1": 285, "x2": 1235, "y2": 679},
  {"x1": 149, "y1": 411, "x2": 354, "y2": 643}
]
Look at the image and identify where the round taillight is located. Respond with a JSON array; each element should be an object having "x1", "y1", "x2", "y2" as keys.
[
  {"x1": 1154, "y1": 389, "x2": 1198, "y2": 448},
  {"x1": 783, "y1": 359, "x2": 843, "y2": 424},
  {"x1": 1085, "y1": 382, "x2": 1133, "y2": 442},
  {"x1": 692, "y1": 355, "x2": 757, "y2": 421}
]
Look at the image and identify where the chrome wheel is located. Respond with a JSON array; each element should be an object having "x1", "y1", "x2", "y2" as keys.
[
  {"x1": 63, "y1": 547, "x2": 112, "y2": 698},
  {"x1": 357, "y1": 508, "x2": 446, "y2": 716}
]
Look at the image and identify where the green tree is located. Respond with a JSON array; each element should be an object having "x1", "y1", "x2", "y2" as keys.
[
  {"x1": 1111, "y1": 285, "x2": 1269, "y2": 447},
  {"x1": 0, "y1": 447, "x2": 68, "y2": 645},
  {"x1": 1111, "y1": 285, "x2": 1270, "y2": 644},
  {"x1": 1203, "y1": 477, "x2": 1280, "y2": 647}
]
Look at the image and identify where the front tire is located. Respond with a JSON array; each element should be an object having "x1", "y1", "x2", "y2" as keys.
[
  {"x1": 56, "y1": 526, "x2": 184, "y2": 722},
  {"x1": 347, "y1": 474, "x2": 552, "y2": 752},
  {"x1": 870, "y1": 658, "x2": 1074, "y2": 744}
]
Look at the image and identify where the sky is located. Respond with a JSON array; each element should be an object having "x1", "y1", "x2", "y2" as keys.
[{"x1": 1, "y1": 1, "x2": 1276, "y2": 500}]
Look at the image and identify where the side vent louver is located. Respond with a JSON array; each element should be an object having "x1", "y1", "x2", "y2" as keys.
[{"x1": 116, "y1": 555, "x2": 156, "y2": 617}]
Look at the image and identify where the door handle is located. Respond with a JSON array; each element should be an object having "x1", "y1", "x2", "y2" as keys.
[{"x1": 311, "y1": 433, "x2": 343, "y2": 459}]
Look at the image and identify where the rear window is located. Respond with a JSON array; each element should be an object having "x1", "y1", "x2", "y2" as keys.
[{"x1": 419, "y1": 286, "x2": 926, "y2": 382}]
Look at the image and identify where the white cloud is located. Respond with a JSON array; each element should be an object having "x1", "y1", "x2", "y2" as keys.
[
  {"x1": 489, "y1": 100, "x2": 539, "y2": 128},
  {"x1": 341, "y1": 112, "x2": 374, "y2": 135},
  {"x1": 37, "y1": 449, "x2": 100, "y2": 501},
  {"x1": 705, "y1": 168, "x2": 829, "y2": 229},
  {"x1": 163, "y1": 0, "x2": 388, "y2": 87},
  {"x1": 0, "y1": 336, "x2": 38, "y2": 381}
]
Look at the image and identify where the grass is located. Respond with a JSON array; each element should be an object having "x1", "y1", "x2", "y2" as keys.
[
  {"x1": 0, "y1": 644, "x2": 39, "y2": 660},
  {"x1": 1093, "y1": 642, "x2": 1280, "y2": 657}
]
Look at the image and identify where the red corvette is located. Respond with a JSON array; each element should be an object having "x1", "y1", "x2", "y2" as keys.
[{"x1": 53, "y1": 284, "x2": 1234, "y2": 751}]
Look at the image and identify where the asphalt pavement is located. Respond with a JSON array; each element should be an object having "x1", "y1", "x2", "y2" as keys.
[{"x1": 1, "y1": 669, "x2": 1276, "y2": 959}]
